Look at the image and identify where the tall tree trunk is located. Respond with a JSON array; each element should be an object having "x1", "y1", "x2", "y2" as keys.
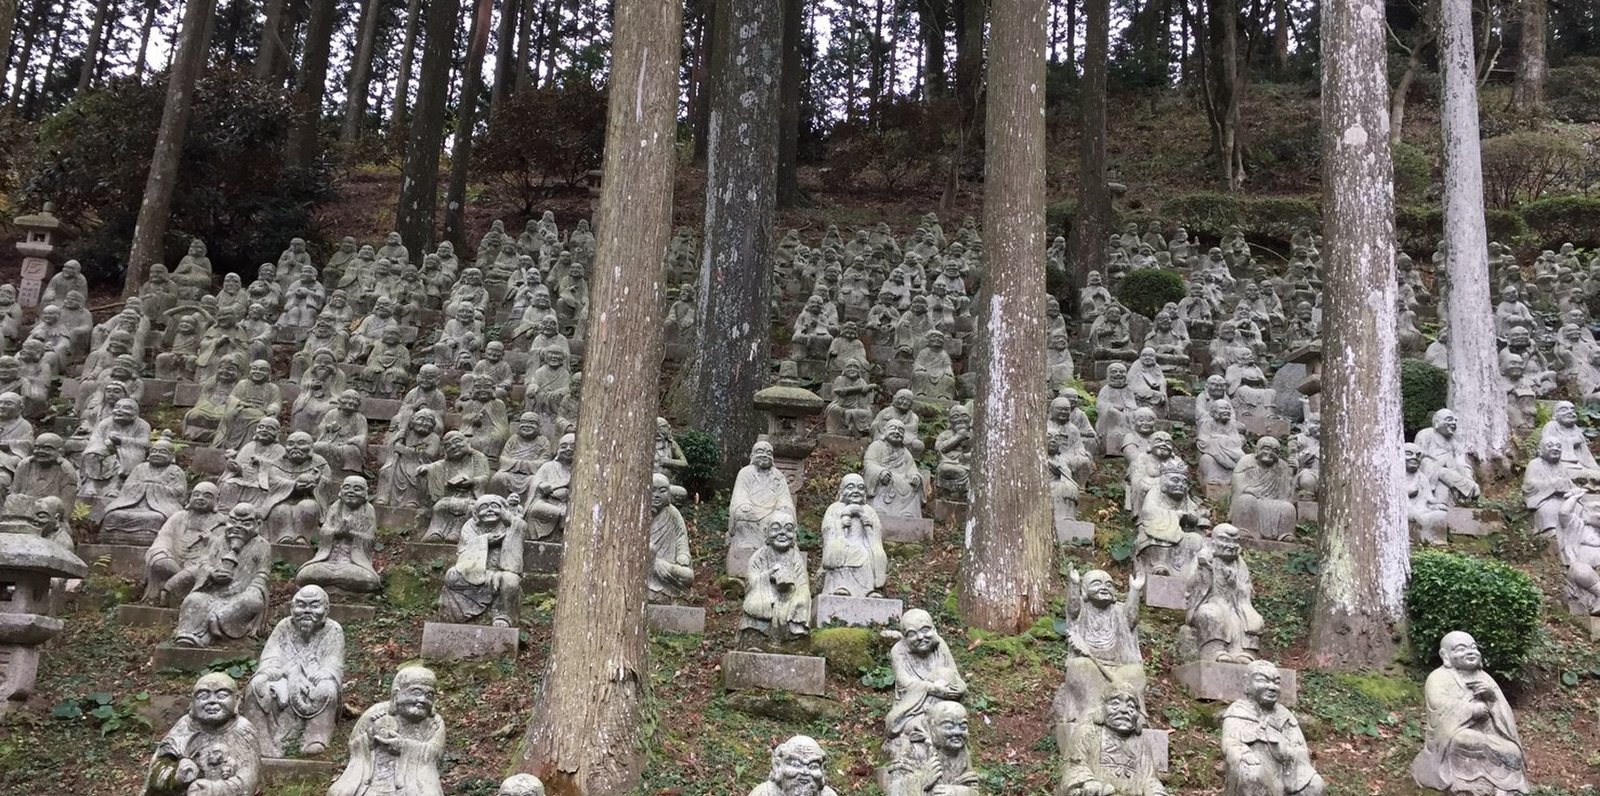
[
  {"x1": 0, "y1": 0, "x2": 15, "y2": 91},
  {"x1": 286, "y1": 0, "x2": 335, "y2": 170},
  {"x1": 1309, "y1": 0, "x2": 1408, "y2": 671},
  {"x1": 1066, "y1": 0, "x2": 1109, "y2": 303},
  {"x1": 340, "y1": 0, "x2": 385, "y2": 146},
  {"x1": 515, "y1": 0, "x2": 535, "y2": 88},
  {"x1": 25, "y1": 0, "x2": 63, "y2": 115},
  {"x1": 387, "y1": 0, "x2": 423, "y2": 132},
  {"x1": 1440, "y1": 0, "x2": 1509, "y2": 476},
  {"x1": 1220, "y1": 0, "x2": 1243, "y2": 188},
  {"x1": 253, "y1": 0, "x2": 286, "y2": 80},
  {"x1": 489, "y1": 0, "x2": 518, "y2": 114},
  {"x1": 442, "y1": 0, "x2": 493, "y2": 247},
  {"x1": 1389, "y1": 44, "x2": 1424, "y2": 145},
  {"x1": 691, "y1": 0, "x2": 720, "y2": 163},
  {"x1": 1509, "y1": 0, "x2": 1545, "y2": 114},
  {"x1": 133, "y1": 0, "x2": 156, "y2": 79},
  {"x1": 77, "y1": 0, "x2": 115, "y2": 93},
  {"x1": 125, "y1": 0, "x2": 218, "y2": 297},
  {"x1": 7, "y1": 0, "x2": 44, "y2": 111},
  {"x1": 1271, "y1": 0, "x2": 1288, "y2": 72},
  {"x1": 515, "y1": 1, "x2": 678, "y2": 793},
  {"x1": 687, "y1": 0, "x2": 780, "y2": 482},
  {"x1": 776, "y1": 0, "x2": 804, "y2": 207},
  {"x1": 942, "y1": 0, "x2": 985, "y2": 210},
  {"x1": 919, "y1": 0, "x2": 948, "y2": 98},
  {"x1": 394, "y1": 0, "x2": 461, "y2": 253},
  {"x1": 961, "y1": 0, "x2": 1051, "y2": 633}
]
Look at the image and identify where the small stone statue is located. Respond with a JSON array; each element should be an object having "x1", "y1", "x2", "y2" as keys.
[
  {"x1": 1228, "y1": 437, "x2": 1298, "y2": 541},
  {"x1": 653, "y1": 417, "x2": 689, "y2": 482},
  {"x1": 934, "y1": 404, "x2": 973, "y2": 499},
  {"x1": 440, "y1": 494, "x2": 525, "y2": 627},
  {"x1": 498, "y1": 774, "x2": 547, "y2": 796},
  {"x1": 525, "y1": 432, "x2": 575, "y2": 541},
  {"x1": 100, "y1": 437, "x2": 187, "y2": 545},
  {"x1": 1197, "y1": 398, "x2": 1246, "y2": 487},
  {"x1": 376, "y1": 409, "x2": 441, "y2": 508},
  {"x1": 1182, "y1": 524, "x2": 1263, "y2": 664},
  {"x1": 172, "y1": 504, "x2": 271, "y2": 648},
  {"x1": 1522, "y1": 438, "x2": 1586, "y2": 536},
  {"x1": 296, "y1": 476, "x2": 381, "y2": 594},
  {"x1": 872, "y1": 389, "x2": 925, "y2": 458},
  {"x1": 214, "y1": 360, "x2": 282, "y2": 450},
  {"x1": 260, "y1": 432, "x2": 333, "y2": 546},
  {"x1": 1053, "y1": 567, "x2": 1147, "y2": 724},
  {"x1": 824, "y1": 358, "x2": 877, "y2": 436},
  {"x1": 1405, "y1": 444, "x2": 1451, "y2": 545},
  {"x1": 1096, "y1": 363, "x2": 1139, "y2": 457},
  {"x1": 748, "y1": 735, "x2": 838, "y2": 796},
  {"x1": 1135, "y1": 461, "x2": 1206, "y2": 576},
  {"x1": 242, "y1": 585, "x2": 344, "y2": 757},
  {"x1": 885, "y1": 701, "x2": 979, "y2": 796},
  {"x1": 819, "y1": 474, "x2": 887, "y2": 597},
  {"x1": 488, "y1": 412, "x2": 551, "y2": 500},
  {"x1": 1411, "y1": 631, "x2": 1529, "y2": 794},
  {"x1": 1556, "y1": 492, "x2": 1600, "y2": 614},
  {"x1": 911, "y1": 330, "x2": 958, "y2": 402},
  {"x1": 1413, "y1": 409, "x2": 1482, "y2": 505},
  {"x1": 143, "y1": 482, "x2": 227, "y2": 603},
  {"x1": 740, "y1": 510, "x2": 811, "y2": 645},
  {"x1": 329, "y1": 665, "x2": 445, "y2": 796},
  {"x1": 6, "y1": 432, "x2": 78, "y2": 518},
  {"x1": 1058, "y1": 682, "x2": 1168, "y2": 796},
  {"x1": 1540, "y1": 400, "x2": 1600, "y2": 477},
  {"x1": 312, "y1": 390, "x2": 368, "y2": 476},
  {"x1": 647, "y1": 473, "x2": 694, "y2": 603},
  {"x1": 422, "y1": 431, "x2": 492, "y2": 543},
  {"x1": 143, "y1": 673, "x2": 260, "y2": 796},
  {"x1": 1220, "y1": 660, "x2": 1325, "y2": 796},
  {"x1": 865, "y1": 419, "x2": 925, "y2": 520},
  {"x1": 885, "y1": 609, "x2": 967, "y2": 743},
  {"x1": 728, "y1": 441, "x2": 796, "y2": 575}
]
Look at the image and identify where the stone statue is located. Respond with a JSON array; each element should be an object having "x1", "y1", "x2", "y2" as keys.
[
  {"x1": 865, "y1": 419, "x2": 925, "y2": 520},
  {"x1": 653, "y1": 417, "x2": 689, "y2": 482},
  {"x1": 101, "y1": 437, "x2": 187, "y2": 545},
  {"x1": 1405, "y1": 444, "x2": 1451, "y2": 545},
  {"x1": 143, "y1": 673, "x2": 260, "y2": 796},
  {"x1": 296, "y1": 476, "x2": 381, "y2": 594},
  {"x1": 172, "y1": 504, "x2": 271, "y2": 648},
  {"x1": 1413, "y1": 409, "x2": 1481, "y2": 505},
  {"x1": 80, "y1": 395, "x2": 153, "y2": 504},
  {"x1": 1411, "y1": 631, "x2": 1529, "y2": 794},
  {"x1": 1228, "y1": 437, "x2": 1299, "y2": 541},
  {"x1": 488, "y1": 412, "x2": 551, "y2": 501},
  {"x1": 392, "y1": 364, "x2": 448, "y2": 435},
  {"x1": 260, "y1": 432, "x2": 333, "y2": 546},
  {"x1": 934, "y1": 404, "x2": 973, "y2": 499},
  {"x1": 1058, "y1": 682, "x2": 1168, "y2": 796},
  {"x1": 1096, "y1": 363, "x2": 1139, "y2": 457},
  {"x1": 524, "y1": 432, "x2": 574, "y2": 541},
  {"x1": 1197, "y1": 398, "x2": 1246, "y2": 486},
  {"x1": 241, "y1": 585, "x2": 344, "y2": 757},
  {"x1": 375, "y1": 409, "x2": 441, "y2": 509},
  {"x1": 498, "y1": 774, "x2": 547, "y2": 796},
  {"x1": 1540, "y1": 401, "x2": 1600, "y2": 477},
  {"x1": 1125, "y1": 431, "x2": 1175, "y2": 514},
  {"x1": 1523, "y1": 438, "x2": 1587, "y2": 537},
  {"x1": 648, "y1": 473, "x2": 694, "y2": 603},
  {"x1": 184, "y1": 354, "x2": 246, "y2": 442},
  {"x1": 728, "y1": 441, "x2": 796, "y2": 575},
  {"x1": 214, "y1": 360, "x2": 281, "y2": 450},
  {"x1": 885, "y1": 701, "x2": 979, "y2": 796},
  {"x1": 740, "y1": 510, "x2": 811, "y2": 645},
  {"x1": 312, "y1": 390, "x2": 368, "y2": 476},
  {"x1": 1136, "y1": 461, "x2": 1206, "y2": 576},
  {"x1": 1557, "y1": 492, "x2": 1600, "y2": 614},
  {"x1": 1220, "y1": 661, "x2": 1325, "y2": 796},
  {"x1": 824, "y1": 358, "x2": 876, "y2": 436},
  {"x1": 748, "y1": 736, "x2": 838, "y2": 796},
  {"x1": 329, "y1": 665, "x2": 445, "y2": 796},
  {"x1": 885, "y1": 609, "x2": 966, "y2": 744},
  {"x1": 911, "y1": 330, "x2": 958, "y2": 402},
  {"x1": 1126, "y1": 348, "x2": 1168, "y2": 411},
  {"x1": 439, "y1": 494, "x2": 526, "y2": 627},
  {"x1": 6, "y1": 433, "x2": 78, "y2": 516},
  {"x1": 872, "y1": 389, "x2": 925, "y2": 458},
  {"x1": 819, "y1": 474, "x2": 887, "y2": 597},
  {"x1": 1182, "y1": 524, "x2": 1263, "y2": 664},
  {"x1": 143, "y1": 482, "x2": 226, "y2": 604},
  {"x1": 1053, "y1": 567, "x2": 1147, "y2": 725},
  {"x1": 422, "y1": 431, "x2": 492, "y2": 543}
]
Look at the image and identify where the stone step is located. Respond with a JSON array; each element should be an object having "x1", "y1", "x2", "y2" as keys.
[
  {"x1": 722, "y1": 651, "x2": 827, "y2": 696},
  {"x1": 813, "y1": 594, "x2": 903, "y2": 627},
  {"x1": 1174, "y1": 660, "x2": 1299, "y2": 705},
  {"x1": 419, "y1": 621, "x2": 519, "y2": 661}
]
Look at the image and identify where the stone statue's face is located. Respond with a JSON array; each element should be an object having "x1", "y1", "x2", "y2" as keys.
[
  {"x1": 0, "y1": 395, "x2": 18, "y2": 419},
  {"x1": 772, "y1": 747, "x2": 825, "y2": 796},
  {"x1": 1134, "y1": 412, "x2": 1155, "y2": 435},
  {"x1": 1509, "y1": 328, "x2": 1529, "y2": 348},
  {"x1": 651, "y1": 481, "x2": 671, "y2": 512},
  {"x1": 225, "y1": 508, "x2": 259, "y2": 543},
  {"x1": 1557, "y1": 404, "x2": 1578, "y2": 426},
  {"x1": 191, "y1": 680, "x2": 237, "y2": 725},
  {"x1": 112, "y1": 400, "x2": 136, "y2": 423},
  {"x1": 1540, "y1": 440, "x2": 1562, "y2": 463},
  {"x1": 1435, "y1": 412, "x2": 1457, "y2": 436},
  {"x1": 339, "y1": 480, "x2": 367, "y2": 506},
  {"x1": 419, "y1": 369, "x2": 440, "y2": 389},
  {"x1": 1160, "y1": 471, "x2": 1187, "y2": 497},
  {"x1": 1404, "y1": 449, "x2": 1423, "y2": 473},
  {"x1": 840, "y1": 478, "x2": 865, "y2": 505},
  {"x1": 752, "y1": 444, "x2": 773, "y2": 469},
  {"x1": 149, "y1": 445, "x2": 174, "y2": 467},
  {"x1": 250, "y1": 362, "x2": 269, "y2": 382},
  {"x1": 189, "y1": 241, "x2": 204, "y2": 257},
  {"x1": 291, "y1": 591, "x2": 328, "y2": 634},
  {"x1": 1153, "y1": 441, "x2": 1173, "y2": 459},
  {"x1": 1084, "y1": 573, "x2": 1115, "y2": 605},
  {"x1": 1257, "y1": 445, "x2": 1279, "y2": 467},
  {"x1": 1108, "y1": 367, "x2": 1127, "y2": 388},
  {"x1": 475, "y1": 499, "x2": 504, "y2": 525},
  {"x1": 767, "y1": 518, "x2": 797, "y2": 552},
  {"x1": 41, "y1": 307, "x2": 59, "y2": 324},
  {"x1": 518, "y1": 418, "x2": 539, "y2": 439},
  {"x1": 253, "y1": 422, "x2": 278, "y2": 444},
  {"x1": 0, "y1": 361, "x2": 16, "y2": 380},
  {"x1": 286, "y1": 435, "x2": 311, "y2": 461},
  {"x1": 340, "y1": 393, "x2": 361, "y2": 413},
  {"x1": 905, "y1": 620, "x2": 939, "y2": 656},
  {"x1": 1215, "y1": 404, "x2": 1234, "y2": 423},
  {"x1": 32, "y1": 438, "x2": 59, "y2": 465},
  {"x1": 188, "y1": 486, "x2": 219, "y2": 512},
  {"x1": 556, "y1": 437, "x2": 576, "y2": 463},
  {"x1": 394, "y1": 680, "x2": 435, "y2": 721},
  {"x1": 446, "y1": 434, "x2": 469, "y2": 458},
  {"x1": 932, "y1": 710, "x2": 968, "y2": 752},
  {"x1": 1443, "y1": 636, "x2": 1482, "y2": 671},
  {"x1": 1103, "y1": 692, "x2": 1139, "y2": 736}
]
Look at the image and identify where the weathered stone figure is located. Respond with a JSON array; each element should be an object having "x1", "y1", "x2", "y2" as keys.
[
  {"x1": 440, "y1": 494, "x2": 526, "y2": 627},
  {"x1": 1411, "y1": 631, "x2": 1529, "y2": 795},
  {"x1": 422, "y1": 431, "x2": 492, "y2": 543},
  {"x1": 1198, "y1": 398, "x2": 1246, "y2": 487},
  {"x1": 819, "y1": 473, "x2": 888, "y2": 597},
  {"x1": 934, "y1": 404, "x2": 974, "y2": 499},
  {"x1": 1228, "y1": 437, "x2": 1299, "y2": 541},
  {"x1": 1404, "y1": 444, "x2": 1451, "y2": 545},
  {"x1": 1523, "y1": 439, "x2": 1583, "y2": 536},
  {"x1": 488, "y1": 412, "x2": 551, "y2": 501},
  {"x1": 1182, "y1": 524, "x2": 1264, "y2": 664},
  {"x1": 375, "y1": 409, "x2": 441, "y2": 508},
  {"x1": 1052, "y1": 567, "x2": 1147, "y2": 724},
  {"x1": 144, "y1": 673, "x2": 260, "y2": 796},
  {"x1": 885, "y1": 701, "x2": 979, "y2": 796},
  {"x1": 260, "y1": 432, "x2": 333, "y2": 546},
  {"x1": 865, "y1": 419, "x2": 925, "y2": 520},
  {"x1": 525, "y1": 432, "x2": 575, "y2": 541},
  {"x1": 242, "y1": 585, "x2": 344, "y2": 757},
  {"x1": 1413, "y1": 409, "x2": 1482, "y2": 505},
  {"x1": 740, "y1": 511, "x2": 811, "y2": 645},
  {"x1": 824, "y1": 358, "x2": 876, "y2": 436},
  {"x1": 1136, "y1": 461, "x2": 1206, "y2": 576},
  {"x1": 101, "y1": 438, "x2": 187, "y2": 545},
  {"x1": 171, "y1": 504, "x2": 271, "y2": 648},
  {"x1": 727, "y1": 441, "x2": 796, "y2": 574},
  {"x1": 885, "y1": 609, "x2": 967, "y2": 742},
  {"x1": 296, "y1": 476, "x2": 381, "y2": 594},
  {"x1": 1220, "y1": 661, "x2": 1325, "y2": 796},
  {"x1": 498, "y1": 774, "x2": 547, "y2": 796},
  {"x1": 648, "y1": 473, "x2": 694, "y2": 602},
  {"x1": 748, "y1": 736, "x2": 838, "y2": 796},
  {"x1": 329, "y1": 665, "x2": 445, "y2": 796},
  {"x1": 1058, "y1": 682, "x2": 1168, "y2": 796},
  {"x1": 143, "y1": 482, "x2": 226, "y2": 603}
]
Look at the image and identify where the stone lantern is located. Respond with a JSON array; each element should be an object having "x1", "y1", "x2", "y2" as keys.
[
  {"x1": 0, "y1": 533, "x2": 86, "y2": 704},
  {"x1": 13, "y1": 203, "x2": 63, "y2": 308},
  {"x1": 753, "y1": 360, "x2": 825, "y2": 492}
]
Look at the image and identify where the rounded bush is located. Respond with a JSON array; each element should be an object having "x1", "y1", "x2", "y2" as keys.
[
  {"x1": 1407, "y1": 550, "x2": 1542, "y2": 676},
  {"x1": 1400, "y1": 359, "x2": 1448, "y2": 440},
  {"x1": 675, "y1": 428, "x2": 721, "y2": 499},
  {"x1": 1519, "y1": 195, "x2": 1600, "y2": 249},
  {"x1": 1116, "y1": 268, "x2": 1187, "y2": 320}
]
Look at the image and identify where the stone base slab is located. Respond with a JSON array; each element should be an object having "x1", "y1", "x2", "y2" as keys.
[
  {"x1": 77, "y1": 543, "x2": 146, "y2": 579},
  {"x1": 931, "y1": 499, "x2": 968, "y2": 525},
  {"x1": 1144, "y1": 573, "x2": 1186, "y2": 610},
  {"x1": 1203, "y1": 482, "x2": 1231, "y2": 503},
  {"x1": 1241, "y1": 416, "x2": 1290, "y2": 439},
  {"x1": 271, "y1": 544, "x2": 315, "y2": 567},
  {"x1": 116, "y1": 604, "x2": 177, "y2": 628},
  {"x1": 1296, "y1": 501, "x2": 1319, "y2": 523},
  {"x1": 152, "y1": 644, "x2": 254, "y2": 672},
  {"x1": 1055, "y1": 722, "x2": 1169, "y2": 772},
  {"x1": 420, "y1": 622, "x2": 520, "y2": 660},
  {"x1": 879, "y1": 515, "x2": 934, "y2": 543},
  {"x1": 816, "y1": 434, "x2": 866, "y2": 454},
  {"x1": 645, "y1": 604, "x2": 706, "y2": 635},
  {"x1": 374, "y1": 506, "x2": 423, "y2": 533},
  {"x1": 1055, "y1": 518, "x2": 1095, "y2": 545},
  {"x1": 722, "y1": 651, "x2": 827, "y2": 696},
  {"x1": 813, "y1": 594, "x2": 903, "y2": 627},
  {"x1": 1236, "y1": 536, "x2": 1307, "y2": 553},
  {"x1": 1446, "y1": 507, "x2": 1494, "y2": 537},
  {"x1": 261, "y1": 758, "x2": 339, "y2": 783},
  {"x1": 1174, "y1": 660, "x2": 1298, "y2": 705}
]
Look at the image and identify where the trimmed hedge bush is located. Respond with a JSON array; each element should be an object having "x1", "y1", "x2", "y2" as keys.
[
  {"x1": 1407, "y1": 550, "x2": 1542, "y2": 676},
  {"x1": 1400, "y1": 359, "x2": 1449, "y2": 439},
  {"x1": 675, "y1": 429, "x2": 721, "y2": 499},
  {"x1": 1394, "y1": 205, "x2": 1530, "y2": 252},
  {"x1": 1519, "y1": 195, "x2": 1600, "y2": 249},
  {"x1": 1548, "y1": 59, "x2": 1600, "y2": 123},
  {"x1": 1159, "y1": 193, "x2": 1321, "y2": 245},
  {"x1": 1117, "y1": 268, "x2": 1187, "y2": 319}
]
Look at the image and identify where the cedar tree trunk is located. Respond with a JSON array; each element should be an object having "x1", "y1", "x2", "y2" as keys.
[
  {"x1": 442, "y1": 0, "x2": 494, "y2": 247},
  {"x1": 340, "y1": 0, "x2": 384, "y2": 145},
  {"x1": 1510, "y1": 0, "x2": 1545, "y2": 114},
  {"x1": 388, "y1": 0, "x2": 423, "y2": 132},
  {"x1": 286, "y1": 0, "x2": 336, "y2": 170},
  {"x1": 1066, "y1": 0, "x2": 1109, "y2": 304},
  {"x1": 394, "y1": 0, "x2": 461, "y2": 253}
]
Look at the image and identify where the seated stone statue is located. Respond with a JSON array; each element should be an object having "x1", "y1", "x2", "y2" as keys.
[
  {"x1": 1413, "y1": 409, "x2": 1481, "y2": 506},
  {"x1": 1557, "y1": 492, "x2": 1600, "y2": 614},
  {"x1": 1221, "y1": 661, "x2": 1325, "y2": 796},
  {"x1": 1126, "y1": 348, "x2": 1168, "y2": 412},
  {"x1": 653, "y1": 417, "x2": 689, "y2": 483},
  {"x1": 312, "y1": 390, "x2": 368, "y2": 476},
  {"x1": 78, "y1": 396, "x2": 152, "y2": 502},
  {"x1": 871, "y1": 390, "x2": 925, "y2": 458},
  {"x1": 1078, "y1": 271, "x2": 1113, "y2": 318},
  {"x1": 1046, "y1": 330, "x2": 1076, "y2": 389},
  {"x1": 439, "y1": 494, "x2": 525, "y2": 627},
  {"x1": 143, "y1": 482, "x2": 226, "y2": 604},
  {"x1": 1224, "y1": 352, "x2": 1277, "y2": 420},
  {"x1": 329, "y1": 665, "x2": 445, "y2": 796},
  {"x1": 144, "y1": 673, "x2": 260, "y2": 796},
  {"x1": 183, "y1": 354, "x2": 246, "y2": 442},
  {"x1": 1411, "y1": 631, "x2": 1529, "y2": 794},
  {"x1": 218, "y1": 418, "x2": 285, "y2": 508},
  {"x1": 375, "y1": 409, "x2": 440, "y2": 509},
  {"x1": 296, "y1": 476, "x2": 381, "y2": 594},
  {"x1": 392, "y1": 364, "x2": 448, "y2": 434},
  {"x1": 214, "y1": 360, "x2": 282, "y2": 450},
  {"x1": 1096, "y1": 363, "x2": 1139, "y2": 457},
  {"x1": 1136, "y1": 461, "x2": 1206, "y2": 576},
  {"x1": 1404, "y1": 444, "x2": 1451, "y2": 545},
  {"x1": 172, "y1": 504, "x2": 271, "y2": 648},
  {"x1": 884, "y1": 609, "x2": 967, "y2": 747},
  {"x1": 241, "y1": 585, "x2": 344, "y2": 757},
  {"x1": 260, "y1": 432, "x2": 333, "y2": 546},
  {"x1": 819, "y1": 474, "x2": 887, "y2": 597},
  {"x1": 1182, "y1": 524, "x2": 1264, "y2": 664},
  {"x1": 824, "y1": 358, "x2": 877, "y2": 437},
  {"x1": 1059, "y1": 682, "x2": 1168, "y2": 796},
  {"x1": 488, "y1": 412, "x2": 550, "y2": 501},
  {"x1": 885, "y1": 701, "x2": 978, "y2": 796},
  {"x1": 740, "y1": 511, "x2": 811, "y2": 645},
  {"x1": 420, "y1": 430, "x2": 492, "y2": 543},
  {"x1": 1540, "y1": 401, "x2": 1600, "y2": 477},
  {"x1": 1052, "y1": 567, "x2": 1147, "y2": 724},
  {"x1": 362, "y1": 326, "x2": 412, "y2": 398},
  {"x1": 727, "y1": 441, "x2": 795, "y2": 575},
  {"x1": 865, "y1": 420, "x2": 925, "y2": 520},
  {"x1": 6, "y1": 432, "x2": 78, "y2": 516},
  {"x1": 1198, "y1": 398, "x2": 1246, "y2": 486},
  {"x1": 911, "y1": 330, "x2": 958, "y2": 402},
  {"x1": 647, "y1": 473, "x2": 693, "y2": 602},
  {"x1": 524, "y1": 433, "x2": 574, "y2": 541},
  {"x1": 1229, "y1": 437, "x2": 1298, "y2": 541},
  {"x1": 101, "y1": 438, "x2": 187, "y2": 545},
  {"x1": 934, "y1": 404, "x2": 973, "y2": 499},
  {"x1": 747, "y1": 736, "x2": 838, "y2": 796}
]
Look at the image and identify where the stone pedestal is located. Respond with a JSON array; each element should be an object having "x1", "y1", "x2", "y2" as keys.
[
  {"x1": 271, "y1": 544, "x2": 315, "y2": 567},
  {"x1": 1236, "y1": 536, "x2": 1307, "y2": 554},
  {"x1": 1144, "y1": 574, "x2": 1186, "y2": 610},
  {"x1": 931, "y1": 499, "x2": 968, "y2": 525},
  {"x1": 1054, "y1": 722, "x2": 1169, "y2": 772},
  {"x1": 116, "y1": 604, "x2": 178, "y2": 628},
  {"x1": 816, "y1": 434, "x2": 864, "y2": 454},
  {"x1": 722, "y1": 651, "x2": 826, "y2": 696},
  {"x1": 1055, "y1": 518, "x2": 1095, "y2": 545},
  {"x1": 398, "y1": 541, "x2": 457, "y2": 564},
  {"x1": 1567, "y1": 601, "x2": 1600, "y2": 640},
  {"x1": 1204, "y1": 482, "x2": 1231, "y2": 503},
  {"x1": 879, "y1": 515, "x2": 934, "y2": 543},
  {"x1": 1446, "y1": 507, "x2": 1494, "y2": 537},
  {"x1": 813, "y1": 595, "x2": 903, "y2": 627},
  {"x1": 153, "y1": 644, "x2": 253, "y2": 673},
  {"x1": 76, "y1": 543, "x2": 146, "y2": 579},
  {"x1": 261, "y1": 758, "x2": 339, "y2": 784},
  {"x1": 645, "y1": 604, "x2": 706, "y2": 635},
  {"x1": 1174, "y1": 660, "x2": 1299, "y2": 705},
  {"x1": 419, "y1": 622, "x2": 519, "y2": 660},
  {"x1": 374, "y1": 505, "x2": 423, "y2": 533},
  {"x1": 1296, "y1": 501, "x2": 1319, "y2": 523}
]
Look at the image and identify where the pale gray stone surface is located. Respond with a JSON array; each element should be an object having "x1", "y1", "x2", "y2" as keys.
[
  {"x1": 242, "y1": 585, "x2": 344, "y2": 757},
  {"x1": 419, "y1": 622, "x2": 520, "y2": 660},
  {"x1": 1411, "y1": 632, "x2": 1528, "y2": 794},
  {"x1": 329, "y1": 665, "x2": 445, "y2": 796},
  {"x1": 813, "y1": 595, "x2": 903, "y2": 627},
  {"x1": 723, "y1": 651, "x2": 827, "y2": 696},
  {"x1": 144, "y1": 673, "x2": 261, "y2": 796},
  {"x1": 1219, "y1": 661, "x2": 1322, "y2": 796},
  {"x1": 645, "y1": 604, "x2": 706, "y2": 635},
  {"x1": 1175, "y1": 660, "x2": 1299, "y2": 705}
]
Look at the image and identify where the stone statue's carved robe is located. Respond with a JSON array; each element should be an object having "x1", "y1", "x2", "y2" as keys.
[
  {"x1": 173, "y1": 534, "x2": 271, "y2": 646},
  {"x1": 819, "y1": 501, "x2": 887, "y2": 597},
  {"x1": 328, "y1": 702, "x2": 445, "y2": 796},
  {"x1": 726, "y1": 464, "x2": 795, "y2": 572},
  {"x1": 242, "y1": 617, "x2": 344, "y2": 757},
  {"x1": 144, "y1": 714, "x2": 260, "y2": 796}
]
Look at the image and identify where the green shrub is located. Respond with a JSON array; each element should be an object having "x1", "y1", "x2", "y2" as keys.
[
  {"x1": 1158, "y1": 193, "x2": 1321, "y2": 246},
  {"x1": 1117, "y1": 268, "x2": 1187, "y2": 319},
  {"x1": 1400, "y1": 359, "x2": 1449, "y2": 439},
  {"x1": 1519, "y1": 195, "x2": 1600, "y2": 249},
  {"x1": 1046, "y1": 201, "x2": 1076, "y2": 240},
  {"x1": 475, "y1": 81, "x2": 607, "y2": 215},
  {"x1": 1391, "y1": 141, "x2": 1433, "y2": 203},
  {"x1": 1407, "y1": 549, "x2": 1542, "y2": 676},
  {"x1": 1479, "y1": 130, "x2": 1586, "y2": 208},
  {"x1": 1548, "y1": 59, "x2": 1600, "y2": 123},
  {"x1": 675, "y1": 429, "x2": 721, "y2": 499},
  {"x1": 1394, "y1": 205, "x2": 1530, "y2": 252}
]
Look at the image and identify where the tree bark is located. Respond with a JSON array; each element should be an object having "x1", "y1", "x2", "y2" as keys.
[
  {"x1": 1065, "y1": 0, "x2": 1109, "y2": 304},
  {"x1": 1439, "y1": 0, "x2": 1509, "y2": 476},
  {"x1": 286, "y1": 0, "x2": 336, "y2": 170},
  {"x1": 125, "y1": 0, "x2": 218, "y2": 297},
  {"x1": 0, "y1": 0, "x2": 16, "y2": 90},
  {"x1": 1509, "y1": 0, "x2": 1545, "y2": 114},
  {"x1": 77, "y1": 0, "x2": 115, "y2": 93},
  {"x1": 340, "y1": 0, "x2": 385, "y2": 146},
  {"x1": 394, "y1": 0, "x2": 461, "y2": 253},
  {"x1": 1220, "y1": 0, "x2": 1243, "y2": 188},
  {"x1": 687, "y1": 0, "x2": 780, "y2": 482},
  {"x1": 253, "y1": 0, "x2": 286, "y2": 81},
  {"x1": 442, "y1": 0, "x2": 494, "y2": 247},
  {"x1": 7, "y1": 0, "x2": 45, "y2": 111},
  {"x1": 776, "y1": 0, "x2": 805, "y2": 207},
  {"x1": 1309, "y1": 0, "x2": 1408, "y2": 671},
  {"x1": 489, "y1": 0, "x2": 519, "y2": 114},
  {"x1": 1271, "y1": 0, "x2": 1288, "y2": 72},
  {"x1": 514, "y1": 2, "x2": 678, "y2": 794},
  {"x1": 1389, "y1": 45, "x2": 1423, "y2": 145},
  {"x1": 516, "y1": 0, "x2": 536, "y2": 88},
  {"x1": 691, "y1": 0, "x2": 720, "y2": 164},
  {"x1": 133, "y1": 0, "x2": 156, "y2": 80},
  {"x1": 388, "y1": 0, "x2": 423, "y2": 132},
  {"x1": 960, "y1": 0, "x2": 1051, "y2": 633},
  {"x1": 919, "y1": 0, "x2": 948, "y2": 98}
]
